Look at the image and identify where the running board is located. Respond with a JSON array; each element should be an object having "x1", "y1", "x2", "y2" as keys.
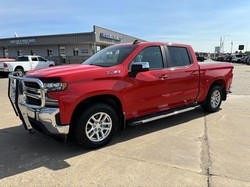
[{"x1": 128, "y1": 104, "x2": 200, "y2": 126}]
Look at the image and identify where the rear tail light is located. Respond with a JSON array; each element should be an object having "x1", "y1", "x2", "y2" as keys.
[{"x1": 3, "y1": 63, "x2": 8, "y2": 68}]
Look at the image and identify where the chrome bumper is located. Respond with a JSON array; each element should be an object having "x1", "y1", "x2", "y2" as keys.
[{"x1": 8, "y1": 72, "x2": 69, "y2": 137}]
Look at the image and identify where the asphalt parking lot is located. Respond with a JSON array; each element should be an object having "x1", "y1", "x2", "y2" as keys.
[{"x1": 0, "y1": 61, "x2": 250, "y2": 187}]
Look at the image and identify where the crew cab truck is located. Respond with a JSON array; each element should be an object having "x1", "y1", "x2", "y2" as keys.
[
  {"x1": 1, "y1": 55, "x2": 54, "y2": 74},
  {"x1": 8, "y1": 41, "x2": 233, "y2": 148}
]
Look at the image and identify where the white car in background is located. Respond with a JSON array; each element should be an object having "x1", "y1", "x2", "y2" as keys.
[
  {"x1": 0, "y1": 55, "x2": 55, "y2": 74},
  {"x1": 231, "y1": 54, "x2": 243, "y2": 63}
]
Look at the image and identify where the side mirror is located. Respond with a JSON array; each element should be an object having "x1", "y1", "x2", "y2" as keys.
[{"x1": 131, "y1": 62, "x2": 150, "y2": 72}]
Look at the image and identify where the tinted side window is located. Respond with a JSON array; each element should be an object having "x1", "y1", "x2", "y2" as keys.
[
  {"x1": 31, "y1": 57, "x2": 38, "y2": 61},
  {"x1": 38, "y1": 57, "x2": 46, "y2": 61},
  {"x1": 17, "y1": 57, "x2": 28, "y2": 61},
  {"x1": 168, "y1": 47, "x2": 191, "y2": 67},
  {"x1": 132, "y1": 46, "x2": 163, "y2": 70}
]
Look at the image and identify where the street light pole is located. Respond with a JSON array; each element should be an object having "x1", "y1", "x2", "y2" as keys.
[
  {"x1": 231, "y1": 41, "x2": 233, "y2": 54},
  {"x1": 222, "y1": 35, "x2": 230, "y2": 53},
  {"x1": 219, "y1": 37, "x2": 222, "y2": 56}
]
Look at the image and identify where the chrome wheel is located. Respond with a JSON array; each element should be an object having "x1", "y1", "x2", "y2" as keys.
[
  {"x1": 85, "y1": 112, "x2": 112, "y2": 142},
  {"x1": 210, "y1": 90, "x2": 221, "y2": 108}
]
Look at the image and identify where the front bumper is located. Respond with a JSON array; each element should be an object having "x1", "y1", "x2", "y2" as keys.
[{"x1": 8, "y1": 72, "x2": 69, "y2": 138}]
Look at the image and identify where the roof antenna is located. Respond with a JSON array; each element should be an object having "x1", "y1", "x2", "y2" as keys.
[{"x1": 133, "y1": 39, "x2": 140, "y2": 44}]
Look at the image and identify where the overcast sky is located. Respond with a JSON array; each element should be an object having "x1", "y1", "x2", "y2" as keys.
[{"x1": 0, "y1": 0, "x2": 249, "y2": 52}]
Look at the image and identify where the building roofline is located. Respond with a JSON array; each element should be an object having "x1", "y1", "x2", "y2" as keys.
[
  {"x1": 0, "y1": 31, "x2": 94, "y2": 41},
  {"x1": 0, "y1": 25, "x2": 146, "y2": 42}
]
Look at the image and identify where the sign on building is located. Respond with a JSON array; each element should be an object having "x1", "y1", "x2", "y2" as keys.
[
  {"x1": 215, "y1": 46, "x2": 220, "y2": 53},
  {"x1": 239, "y1": 45, "x2": 244, "y2": 50}
]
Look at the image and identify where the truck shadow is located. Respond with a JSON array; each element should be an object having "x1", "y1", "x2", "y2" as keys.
[
  {"x1": 110, "y1": 107, "x2": 207, "y2": 146},
  {"x1": 0, "y1": 73, "x2": 9, "y2": 79},
  {"x1": 0, "y1": 108, "x2": 206, "y2": 179}
]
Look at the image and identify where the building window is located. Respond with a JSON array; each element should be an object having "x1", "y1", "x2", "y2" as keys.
[
  {"x1": 17, "y1": 50, "x2": 22, "y2": 56},
  {"x1": 59, "y1": 46, "x2": 66, "y2": 57},
  {"x1": 96, "y1": 46, "x2": 101, "y2": 52},
  {"x1": 31, "y1": 49, "x2": 36, "y2": 55},
  {"x1": 81, "y1": 49, "x2": 89, "y2": 56},
  {"x1": 47, "y1": 49, "x2": 52, "y2": 57},
  {"x1": 3, "y1": 48, "x2": 9, "y2": 58},
  {"x1": 73, "y1": 48, "x2": 79, "y2": 56}
]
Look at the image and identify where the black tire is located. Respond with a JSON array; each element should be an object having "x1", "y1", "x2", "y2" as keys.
[
  {"x1": 73, "y1": 103, "x2": 119, "y2": 148},
  {"x1": 15, "y1": 67, "x2": 24, "y2": 76},
  {"x1": 202, "y1": 85, "x2": 222, "y2": 113}
]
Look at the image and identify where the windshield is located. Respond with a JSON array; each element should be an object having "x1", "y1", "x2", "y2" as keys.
[{"x1": 83, "y1": 45, "x2": 137, "y2": 67}]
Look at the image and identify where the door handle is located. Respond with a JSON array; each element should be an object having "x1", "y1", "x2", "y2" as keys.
[
  {"x1": 159, "y1": 74, "x2": 169, "y2": 80},
  {"x1": 191, "y1": 71, "x2": 197, "y2": 76}
]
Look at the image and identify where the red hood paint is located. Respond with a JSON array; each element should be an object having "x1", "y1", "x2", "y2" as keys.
[{"x1": 26, "y1": 64, "x2": 123, "y2": 82}]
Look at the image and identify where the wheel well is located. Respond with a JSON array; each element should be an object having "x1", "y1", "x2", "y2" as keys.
[
  {"x1": 14, "y1": 66, "x2": 24, "y2": 71},
  {"x1": 70, "y1": 95, "x2": 124, "y2": 133},
  {"x1": 209, "y1": 80, "x2": 227, "y2": 100}
]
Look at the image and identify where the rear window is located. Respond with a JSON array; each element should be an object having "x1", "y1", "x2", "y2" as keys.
[{"x1": 168, "y1": 47, "x2": 191, "y2": 67}]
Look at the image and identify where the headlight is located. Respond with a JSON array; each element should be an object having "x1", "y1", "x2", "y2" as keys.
[{"x1": 44, "y1": 82, "x2": 67, "y2": 92}]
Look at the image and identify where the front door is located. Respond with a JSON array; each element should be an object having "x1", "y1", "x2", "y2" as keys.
[{"x1": 125, "y1": 46, "x2": 171, "y2": 118}]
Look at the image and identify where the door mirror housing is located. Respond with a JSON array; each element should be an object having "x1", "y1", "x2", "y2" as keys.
[{"x1": 131, "y1": 62, "x2": 150, "y2": 72}]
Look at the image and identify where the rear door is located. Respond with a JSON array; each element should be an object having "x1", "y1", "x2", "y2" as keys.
[{"x1": 165, "y1": 46, "x2": 199, "y2": 107}]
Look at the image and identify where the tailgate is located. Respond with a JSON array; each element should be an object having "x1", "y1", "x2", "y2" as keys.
[{"x1": 0, "y1": 62, "x2": 4, "y2": 71}]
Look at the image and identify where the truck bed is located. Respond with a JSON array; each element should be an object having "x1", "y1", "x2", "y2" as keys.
[{"x1": 199, "y1": 60, "x2": 233, "y2": 70}]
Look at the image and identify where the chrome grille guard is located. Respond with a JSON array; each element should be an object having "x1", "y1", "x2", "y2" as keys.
[{"x1": 8, "y1": 72, "x2": 46, "y2": 117}]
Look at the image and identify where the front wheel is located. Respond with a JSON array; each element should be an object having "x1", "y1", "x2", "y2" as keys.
[
  {"x1": 73, "y1": 103, "x2": 119, "y2": 148},
  {"x1": 202, "y1": 85, "x2": 222, "y2": 113}
]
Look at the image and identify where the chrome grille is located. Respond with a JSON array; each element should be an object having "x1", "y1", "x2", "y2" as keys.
[
  {"x1": 23, "y1": 81, "x2": 43, "y2": 107},
  {"x1": 24, "y1": 82, "x2": 40, "y2": 88}
]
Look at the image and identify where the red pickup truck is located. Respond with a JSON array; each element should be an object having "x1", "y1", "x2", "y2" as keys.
[{"x1": 8, "y1": 41, "x2": 233, "y2": 148}]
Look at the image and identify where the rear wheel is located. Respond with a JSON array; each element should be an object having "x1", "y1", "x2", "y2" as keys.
[
  {"x1": 202, "y1": 85, "x2": 222, "y2": 113},
  {"x1": 15, "y1": 67, "x2": 24, "y2": 76},
  {"x1": 73, "y1": 103, "x2": 119, "y2": 148}
]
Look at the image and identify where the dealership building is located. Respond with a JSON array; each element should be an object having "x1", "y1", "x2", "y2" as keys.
[{"x1": 0, "y1": 25, "x2": 144, "y2": 64}]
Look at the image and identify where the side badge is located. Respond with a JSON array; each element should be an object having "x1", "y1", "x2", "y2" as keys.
[{"x1": 106, "y1": 70, "x2": 121, "y2": 75}]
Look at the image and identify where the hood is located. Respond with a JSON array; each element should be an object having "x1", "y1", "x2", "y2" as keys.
[
  {"x1": 27, "y1": 64, "x2": 101, "y2": 77},
  {"x1": 26, "y1": 64, "x2": 104, "y2": 81},
  {"x1": 26, "y1": 64, "x2": 124, "y2": 82}
]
